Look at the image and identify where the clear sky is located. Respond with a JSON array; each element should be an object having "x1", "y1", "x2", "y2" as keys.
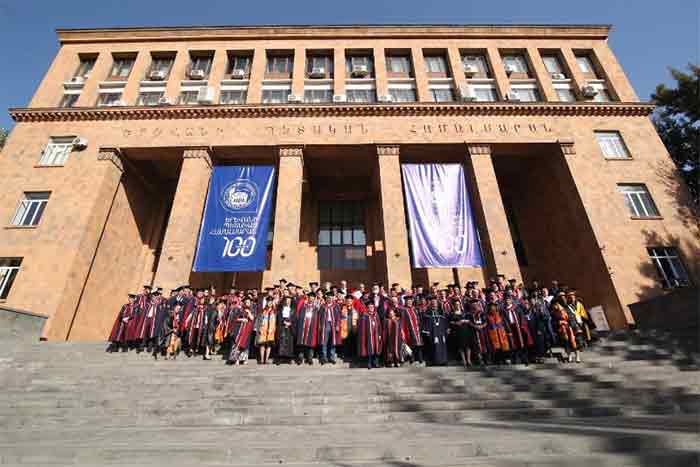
[{"x1": 0, "y1": 0, "x2": 697, "y2": 130}]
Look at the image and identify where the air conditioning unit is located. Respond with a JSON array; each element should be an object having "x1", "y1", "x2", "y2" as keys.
[
  {"x1": 70, "y1": 76, "x2": 85, "y2": 84},
  {"x1": 157, "y1": 96, "x2": 172, "y2": 105},
  {"x1": 149, "y1": 70, "x2": 167, "y2": 81},
  {"x1": 581, "y1": 84, "x2": 598, "y2": 98},
  {"x1": 505, "y1": 93, "x2": 520, "y2": 102},
  {"x1": 459, "y1": 85, "x2": 476, "y2": 101},
  {"x1": 550, "y1": 72, "x2": 566, "y2": 80},
  {"x1": 505, "y1": 65, "x2": 517, "y2": 76},
  {"x1": 309, "y1": 67, "x2": 325, "y2": 78},
  {"x1": 333, "y1": 94, "x2": 346, "y2": 103},
  {"x1": 378, "y1": 95, "x2": 394, "y2": 103},
  {"x1": 351, "y1": 65, "x2": 369, "y2": 77},
  {"x1": 110, "y1": 100, "x2": 126, "y2": 107},
  {"x1": 197, "y1": 86, "x2": 215, "y2": 104},
  {"x1": 463, "y1": 64, "x2": 478, "y2": 77},
  {"x1": 188, "y1": 69, "x2": 206, "y2": 80},
  {"x1": 72, "y1": 137, "x2": 88, "y2": 150},
  {"x1": 287, "y1": 94, "x2": 303, "y2": 103},
  {"x1": 231, "y1": 69, "x2": 246, "y2": 79}
]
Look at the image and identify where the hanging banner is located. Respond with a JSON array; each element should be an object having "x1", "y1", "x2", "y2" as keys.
[
  {"x1": 401, "y1": 163, "x2": 483, "y2": 268},
  {"x1": 193, "y1": 166, "x2": 276, "y2": 272}
]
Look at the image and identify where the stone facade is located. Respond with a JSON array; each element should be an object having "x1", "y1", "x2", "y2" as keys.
[{"x1": 0, "y1": 24, "x2": 696, "y2": 340}]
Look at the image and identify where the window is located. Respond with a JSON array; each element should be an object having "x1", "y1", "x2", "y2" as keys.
[
  {"x1": 189, "y1": 54, "x2": 212, "y2": 75},
  {"x1": 307, "y1": 55, "x2": 333, "y2": 77},
  {"x1": 74, "y1": 57, "x2": 96, "y2": 79},
  {"x1": 595, "y1": 131, "x2": 631, "y2": 159},
  {"x1": 262, "y1": 89, "x2": 290, "y2": 104},
  {"x1": 149, "y1": 56, "x2": 174, "y2": 76},
  {"x1": 389, "y1": 88, "x2": 416, "y2": 102},
  {"x1": 647, "y1": 247, "x2": 690, "y2": 289},
  {"x1": 430, "y1": 88, "x2": 455, "y2": 102},
  {"x1": 593, "y1": 88, "x2": 612, "y2": 102},
  {"x1": 542, "y1": 55, "x2": 565, "y2": 76},
  {"x1": 11, "y1": 192, "x2": 50, "y2": 227},
  {"x1": 227, "y1": 54, "x2": 251, "y2": 76},
  {"x1": 556, "y1": 88, "x2": 576, "y2": 102},
  {"x1": 346, "y1": 88, "x2": 376, "y2": 103},
  {"x1": 386, "y1": 55, "x2": 412, "y2": 75},
  {"x1": 220, "y1": 90, "x2": 247, "y2": 104},
  {"x1": 97, "y1": 92, "x2": 123, "y2": 106},
  {"x1": 304, "y1": 89, "x2": 332, "y2": 103},
  {"x1": 179, "y1": 90, "x2": 199, "y2": 105},
  {"x1": 510, "y1": 87, "x2": 540, "y2": 102},
  {"x1": 473, "y1": 87, "x2": 498, "y2": 102},
  {"x1": 345, "y1": 54, "x2": 374, "y2": 77},
  {"x1": 109, "y1": 56, "x2": 135, "y2": 79},
  {"x1": 0, "y1": 258, "x2": 21, "y2": 300},
  {"x1": 266, "y1": 54, "x2": 294, "y2": 75},
  {"x1": 576, "y1": 55, "x2": 595, "y2": 74},
  {"x1": 424, "y1": 54, "x2": 449, "y2": 74},
  {"x1": 138, "y1": 91, "x2": 164, "y2": 106},
  {"x1": 461, "y1": 54, "x2": 490, "y2": 77},
  {"x1": 59, "y1": 93, "x2": 80, "y2": 108},
  {"x1": 617, "y1": 185, "x2": 660, "y2": 218},
  {"x1": 39, "y1": 137, "x2": 74, "y2": 166},
  {"x1": 502, "y1": 54, "x2": 529, "y2": 74},
  {"x1": 318, "y1": 201, "x2": 367, "y2": 270}
]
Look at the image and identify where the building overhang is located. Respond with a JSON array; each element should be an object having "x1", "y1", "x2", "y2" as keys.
[{"x1": 9, "y1": 102, "x2": 655, "y2": 123}]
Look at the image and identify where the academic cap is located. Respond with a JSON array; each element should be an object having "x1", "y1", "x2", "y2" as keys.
[
  {"x1": 404, "y1": 294, "x2": 414, "y2": 300},
  {"x1": 306, "y1": 292, "x2": 316, "y2": 297},
  {"x1": 143, "y1": 285, "x2": 153, "y2": 289},
  {"x1": 128, "y1": 293, "x2": 137, "y2": 298},
  {"x1": 309, "y1": 282, "x2": 319, "y2": 286},
  {"x1": 264, "y1": 287, "x2": 273, "y2": 291},
  {"x1": 391, "y1": 283, "x2": 399, "y2": 288},
  {"x1": 279, "y1": 278, "x2": 288, "y2": 283},
  {"x1": 432, "y1": 282, "x2": 440, "y2": 286},
  {"x1": 345, "y1": 294, "x2": 354, "y2": 299}
]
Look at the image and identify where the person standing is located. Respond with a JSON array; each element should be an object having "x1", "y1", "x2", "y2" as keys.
[
  {"x1": 318, "y1": 294, "x2": 339, "y2": 365},
  {"x1": 107, "y1": 294, "x2": 136, "y2": 352},
  {"x1": 357, "y1": 303, "x2": 382, "y2": 369},
  {"x1": 255, "y1": 300, "x2": 277, "y2": 365},
  {"x1": 296, "y1": 293, "x2": 320, "y2": 365},
  {"x1": 486, "y1": 303, "x2": 511, "y2": 365},
  {"x1": 567, "y1": 290, "x2": 595, "y2": 346},
  {"x1": 450, "y1": 298, "x2": 473, "y2": 368},
  {"x1": 276, "y1": 296, "x2": 296, "y2": 364},
  {"x1": 422, "y1": 296, "x2": 449, "y2": 366},
  {"x1": 226, "y1": 301, "x2": 255, "y2": 365},
  {"x1": 399, "y1": 295, "x2": 423, "y2": 365},
  {"x1": 383, "y1": 307, "x2": 403, "y2": 367}
]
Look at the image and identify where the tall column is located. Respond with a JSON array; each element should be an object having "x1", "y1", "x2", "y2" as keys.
[
  {"x1": 153, "y1": 148, "x2": 212, "y2": 291},
  {"x1": 164, "y1": 48, "x2": 190, "y2": 103},
  {"x1": 291, "y1": 47, "x2": 306, "y2": 98},
  {"x1": 75, "y1": 52, "x2": 113, "y2": 107},
  {"x1": 486, "y1": 48, "x2": 510, "y2": 101},
  {"x1": 525, "y1": 47, "x2": 557, "y2": 102},
  {"x1": 262, "y1": 146, "x2": 304, "y2": 286},
  {"x1": 410, "y1": 48, "x2": 430, "y2": 102},
  {"x1": 246, "y1": 47, "x2": 267, "y2": 104},
  {"x1": 377, "y1": 145, "x2": 412, "y2": 290},
  {"x1": 333, "y1": 47, "x2": 346, "y2": 97},
  {"x1": 465, "y1": 143, "x2": 522, "y2": 283},
  {"x1": 121, "y1": 51, "x2": 150, "y2": 105},
  {"x1": 373, "y1": 47, "x2": 389, "y2": 100}
]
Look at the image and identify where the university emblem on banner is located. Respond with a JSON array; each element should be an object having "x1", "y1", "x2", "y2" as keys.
[{"x1": 221, "y1": 180, "x2": 258, "y2": 212}]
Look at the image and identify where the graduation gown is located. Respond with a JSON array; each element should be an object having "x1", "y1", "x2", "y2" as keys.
[
  {"x1": 296, "y1": 302, "x2": 320, "y2": 348},
  {"x1": 125, "y1": 304, "x2": 143, "y2": 342},
  {"x1": 502, "y1": 304, "x2": 533, "y2": 350},
  {"x1": 276, "y1": 304, "x2": 295, "y2": 358},
  {"x1": 152, "y1": 300, "x2": 171, "y2": 347},
  {"x1": 422, "y1": 308, "x2": 449, "y2": 365},
  {"x1": 108, "y1": 304, "x2": 131, "y2": 343},
  {"x1": 318, "y1": 304, "x2": 339, "y2": 347},
  {"x1": 383, "y1": 316, "x2": 404, "y2": 363},
  {"x1": 255, "y1": 306, "x2": 277, "y2": 345},
  {"x1": 227, "y1": 308, "x2": 255, "y2": 362},
  {"x1": 486, "y1": 308, "x2": 511, "y2": 352},
  {"x1": 400, "y1": 306, "x2": 423, "y2": 347},
  {"x1": 357, "y1": 311, "x2": 382, "y2": 357}
]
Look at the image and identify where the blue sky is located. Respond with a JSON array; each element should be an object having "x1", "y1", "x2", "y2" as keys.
[{"x1": 0, "y1": 0, "x2": 697, "y2": 130}]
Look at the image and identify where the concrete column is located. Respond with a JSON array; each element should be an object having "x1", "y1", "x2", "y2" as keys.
[
  {"x1": 209, "y1": 48, "x2": 228, "y2": 104},
  {"x1": 560, "y1": 47, "x2": 586, "y2": 99},
  {"x1": 410, "y1": 48, "x2": 430, "y2": 102},
  {"x1": 376, "y1": 145, "x2": 412, "y2": 290},
  {"x1": 373, "y1": 47, "x2": 388, "y2": 99},
  {"x1": 75, "y1": 52, "x2": 112, "y2": 107},
  {"x1": 44, "y1": 148, "x2": 124, "y2": 340},
  {"x1": 447, "y1": 47, "x2": 467, "y2": 96},
  {"x1": 291, "y1": 47, "x2": 306, "y2": 98},
  {"x1": 153, "y1": 148, "x2": 212, "y2": 292},
  {"x1": 486, "y1": 48, "x2": 509, "y2": 101},
  {"x1": 465, "y1": 143, "x2": 522, "y2": 283},
  {"x1": 333, "y1": 47, "x2": 346, "y2": 97},
  {"x1": 262, "y1": 146, "x2": 304, "y2": 286},
  {"x1": 525, "y1": 47, "x2": 557, "y2": 102},
  {"x1": 121, "y1": 51, "x2": 150, "y2": 105},
  {"x1": 591, "y1": 43, "x2": 638, "y2": 101},
  {"x1": 246, "y1": 47, "x2": 267, "y2": 104},
  {"x1": 164, "y1": 48, "x2": 190, "y2": 102}
]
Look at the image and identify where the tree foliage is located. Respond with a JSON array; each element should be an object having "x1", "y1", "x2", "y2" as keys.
[
  {"x1": 651, "y1": 64, "x2": 699, "y2": 207},
  {"x1": 0, "y1": 128, "x2": 7, "y2": 151}
]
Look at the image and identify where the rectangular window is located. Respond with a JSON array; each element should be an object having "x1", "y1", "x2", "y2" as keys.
[
  {"x1": 576, "y1": 55, "x2": 595, "y2": 74},
  {"x1": 346, "y1": 88, "x2": 376, "y2": 103},
  {"x1": 502, "y1": 54, "x2": 529, "y2": 75},
  {"x1": 262, "y1": 89, "x2": 290, "y2": 104},
  {"x1": 189, "y1": 54, "x2": 212, "y2": 76},
  {"x1": 220, "y1": 90, "x2": 247, "y2": 104},
  {"x1": 618, "y1": 184, "x2": 660, "y2": 218},
  {"x1": 109, "y1": 56, "x2": 135, "y2": 79},
  {"x1": 11, "y1": 192, "x2": 50, "y2": 227},
  {"x1": 74, "y1": 57, "x2": 96, "y2": 79},
  {"x1": 595, "y1": 131, "x2": 631, "y2": 159},
  {"x1": 59, "y1": 93, "x2": 80, "y2": 108},
  {"x1": 430, "y1": 88, "x2": 455, "y2": 102},
  {"x1": 227, "y1": 54, "x2": 251, "y2": 76},
  {"x1": 318, "y1": 201, "x2": 367, "y2": 270},
  {"x1": 306, "y1": 55, "x2": 333, "y2": 78},
  {"x1": 424, "y1": 54, "x2": 449, "y2": 75},
  {"x1": 510, "y1": 87, "x2": 540, "y2": 102},
  {"x1": 304, "y1": 89, "x2": 332, "y2": 103},
  {"x1": 594, "y1": 88, "x2": 612, "y2": 102},
  {"x1": 138, "y1": 91, "x2": 164, "y2": 106},
  {"x1": 97, "y1": 92, "x2": 123, "y2": 106},
  {"x1": 647, "y1": 247, "x2": 691, "y2": 289},
  {"x1": 542, "y1": 55, "x2": 565, "y2": 76},
  {"x1": 0, "y1": 258, "x2": 22, "y2": 300},
  {"x1": 39, "y1": 137, "x2": 74, "y2": 166},
  {"x1": 386, "y1": 54, "x2": 412, "y2": 75},
  {"x1": 461, "y1": 54, "x2": 490, "y2": 78},
  {"x1": 389, "y1": 87, "x2": 417, "y2": 102},
  {"x1": 266, "y1": 54, "x2": 294, "y2": 76},
  {"x1": 148, "y1": 55, "x2": 175, "y2": 77},
  {"x1": 345, "y1": 54, "x2": 374, "y2": 77},
  {"x1": 179, "y1": 90, "x2": 199, "y2": 105},
  {"x1": 556, "y1": 88, "x2": 576, "y2": 102},
  {"x1": 474, "y1": 87, "x2": 498, "y2": 102}
]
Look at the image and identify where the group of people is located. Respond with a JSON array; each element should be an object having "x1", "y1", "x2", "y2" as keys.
[{"x1": 107, "y1": 276, "x2": 597, "y2": 369}]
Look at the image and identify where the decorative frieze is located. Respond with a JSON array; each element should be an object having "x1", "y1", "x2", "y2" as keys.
[
  {"x1": 466, "y1": 143, "x2": 492, "y2": 157},
  {"x1": 278, "y1": 145, "x2": 304, "y2": 158},
  {"x1": 376, "y1": 145, "x2": 400, "y2": 157}
]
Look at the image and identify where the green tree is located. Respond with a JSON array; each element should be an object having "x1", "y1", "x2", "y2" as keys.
[
  {"x1": 651, "y1": 64, "x2": 699, "y2": 207},
  {"x1": 0, "y1": 128, "x2": 7, "y2": 151}
]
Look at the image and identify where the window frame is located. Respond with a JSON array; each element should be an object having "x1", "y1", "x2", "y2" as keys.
[
  {"x1": 318, "y1": 200, "x2": 367, "y2": 270},
  {"x1": 461, "y1": 54, "x2": 491, "y2": 78},
  {"x1": 424, "y1": 54, "x2": 450, "y2": 76},
  {"x1": 647, "y1": 247, "x2": 691, "y2": 289},
  {"x1": 0, "y1": 258, "x2": 22, "y2": 300},
  {"x1": 138, "y1": 91, "x2": 165, "y2": 106},
  {"x1": 265, "y1": 54, "x2": 294, "y2": 77},
  {"x1": 219, "y1": 89, "x2": 248, "y2": 105},
  {"x1": 595, "y1": 131, "x2": 631, "y2": 160},
  {"x1": 59, "y1": 93, "x2": 80, "y2": 108},
  {"x1": 227, "y1": 54, "x2": 252, "y2": 76},
  {"x1": 345, "y1": 54, "x2": 375, "y2": 77},
  {"x1": 617, "y1": 184, "x2": 661, "y2": 218},
  {"x1": 108, "y1": 56, "x2": 135, "y2": 79},
  {"x1": 39, "y1": 137, "x2": 75, "y2": 166},
  {"x1": 74, "y1": 57, "x2": 96, "y2": 79},
  {"x1": 11, "y1": 192, "x2": 51, "y2": 227},
  {"x1": 386, "y1": 54, "x2": 413, "y2": 77}
]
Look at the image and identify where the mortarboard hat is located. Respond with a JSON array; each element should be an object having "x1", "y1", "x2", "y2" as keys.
[
  {"x1": 432, "y1": 282, "x2": 440, "y2": 287},
  {"x1": 143, "y1": 285, "x2": 152, "y2": 289},
  {"x1": 309, "y1": 282, "x2": 319, "y2": 286},
  {"x1": 128, "y1": 293, "x2": 137, "y2": 298}
]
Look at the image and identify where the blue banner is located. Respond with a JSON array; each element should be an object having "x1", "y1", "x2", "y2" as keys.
[
  {"x1": 193, "y1": 166, "x2": 276, "y2": 272},
  {"x1": 401, "y1": 163, "x2": 483, "y2": 268}
]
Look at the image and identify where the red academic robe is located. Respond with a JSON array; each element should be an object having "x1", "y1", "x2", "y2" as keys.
[
  {"x1": 400, "y1": 306, "x2": 423, "y2": 347},
  {"x1": 296, "y1": 302, "x2": 320, "y2": 348},
  {"x1": 318, "y1": 304, "x2": 339, "y2": 346},
  {"x1": 108, "y1": 304, "x2": 132, "y2": 343},
  {"x1": 383, "y1": 316, "x2": 404, "y2": 363},
  {"x1": 357, "y1": 311, "x2": 382, "y2": 357},
  {"x1": 229, "y1": 308, "x2": 254, "y2": 351}
]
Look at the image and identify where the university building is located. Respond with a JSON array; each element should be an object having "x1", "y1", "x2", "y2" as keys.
[{"x1": 0, "y1": 24, "x2": 696, "y2": 341}]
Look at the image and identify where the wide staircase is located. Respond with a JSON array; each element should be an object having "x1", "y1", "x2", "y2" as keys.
[{"x1": 1, "y1": 332, "x2": 698, "y2": 467}]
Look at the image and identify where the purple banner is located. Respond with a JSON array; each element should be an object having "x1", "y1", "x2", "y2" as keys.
[{"x1": 401, "y1": 163, "x2": 483, "y2": 268}]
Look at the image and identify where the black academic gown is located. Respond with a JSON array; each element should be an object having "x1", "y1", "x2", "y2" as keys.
[
  {"x1": 276, "y1": 304, "x2": 295, "y2": 358},
  {"x1": 422, "y1": 307, "x2": 449, "y2": 365}
]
